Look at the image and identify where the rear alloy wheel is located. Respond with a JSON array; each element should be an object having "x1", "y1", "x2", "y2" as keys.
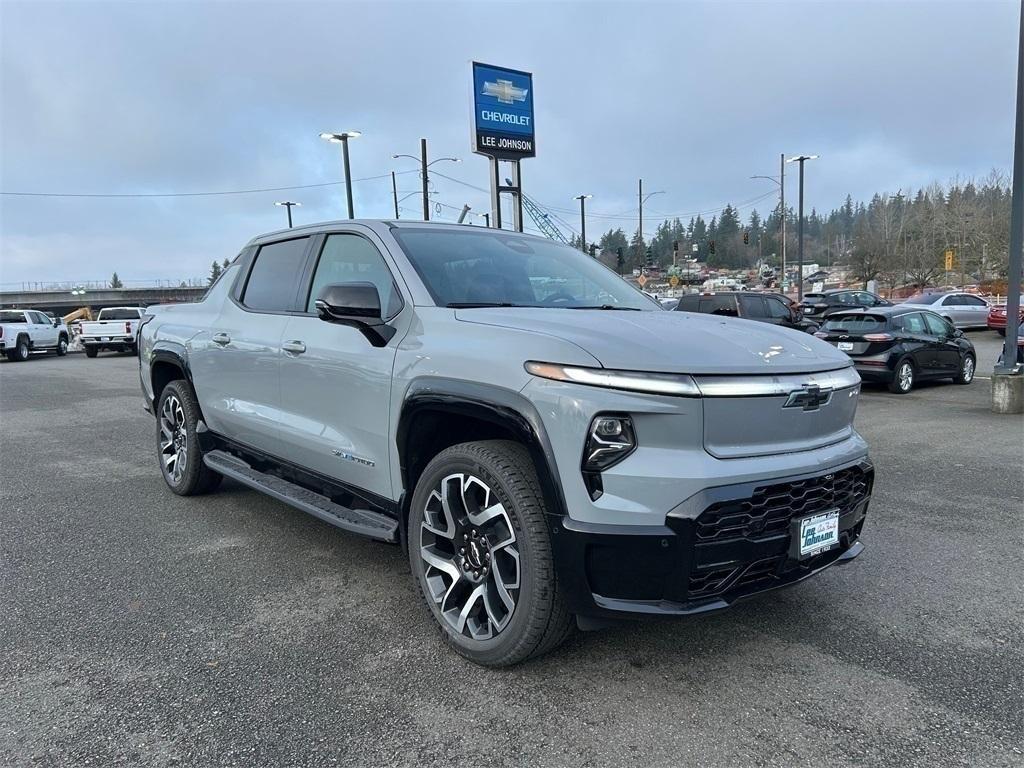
[
  {"x1": 954, "y1": 353, "x2": 975, "y2": 385},
  {"x1": 408, "y1": 440, "x2": 573, "y2": 667},
  {"x1": 156, "y1": 380, "x2": 221, "y2": 496},
  {"x1": 8, "y1": 338, "x2": 29, "y2": 362},
  {"x1": 888, "y1": 358, "x2": 915, "y2": 394}
]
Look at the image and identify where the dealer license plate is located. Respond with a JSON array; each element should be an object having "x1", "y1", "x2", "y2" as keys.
[
  {"x1": 799, "y1": 511, "x2": 839, "y2": 558},
  {"x1": 101, "y1": 336, "x2": 110, "y2": 342},
  {"x1": 837, "y1": 341, "x2": 854, "y2": 351}
]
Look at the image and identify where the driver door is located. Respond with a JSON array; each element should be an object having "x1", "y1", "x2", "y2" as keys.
[{"x1": 277, "y1": 230, "x2": 410, "y2": 500}]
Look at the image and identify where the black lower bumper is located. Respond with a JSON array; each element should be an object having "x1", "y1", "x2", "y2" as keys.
[{"x1": 552, "y1": 459, "x2": 873, "y2": 621}]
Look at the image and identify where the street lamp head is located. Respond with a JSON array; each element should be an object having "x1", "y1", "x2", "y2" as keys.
[
  {"x1": 574, "y1": 194, "x2": 593, "y2": 201},
  {"x1": 275, "y1": 201, "x2": 301, "y2": 207},
  {"x1": 786, "y1": 154, "x2": 819, "y2": 163},
  {"x1": 320, "y1": 131, "x2": 361, "y2": 143}
]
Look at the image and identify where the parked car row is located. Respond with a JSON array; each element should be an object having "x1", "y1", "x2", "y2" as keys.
[{"x1": 0, "y1": 306, "x2": 144, "y2": 361}]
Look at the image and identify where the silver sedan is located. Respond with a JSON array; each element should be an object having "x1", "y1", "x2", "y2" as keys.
[{"x1": 899, "y1": 291, "x2": 990, "y2": 329}]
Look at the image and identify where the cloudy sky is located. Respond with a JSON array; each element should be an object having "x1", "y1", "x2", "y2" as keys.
[{"x1": 0, "y1": 0, "x2": 1018, "y2": 286}]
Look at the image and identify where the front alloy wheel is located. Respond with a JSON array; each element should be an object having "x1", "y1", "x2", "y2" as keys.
[
  {"x1": 955, "y1": 353, "x2": 975, "y2": 385},
  {"x1": 419, "y1": 473, "x2": 521, "y2": 641},
  {"x1": 408, "y1": 440, "x2": 573, "y2": 667}
]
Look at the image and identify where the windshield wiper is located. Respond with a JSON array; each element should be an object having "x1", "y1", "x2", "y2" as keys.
[
  {"x1": 567, "y1": 305, "x2": 643, "y2": 311},
  {"x1": 445, "y1": 302, "x2": 524, "y2": 308}
]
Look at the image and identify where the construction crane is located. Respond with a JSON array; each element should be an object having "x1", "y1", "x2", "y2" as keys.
[{"x1": 505, "y1": 178, "x2": 571, "y2": 244}]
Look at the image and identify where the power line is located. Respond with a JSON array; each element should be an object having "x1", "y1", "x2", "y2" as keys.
[{"x1": 0, "y1": 170, "x2": 419, "y2": 199}]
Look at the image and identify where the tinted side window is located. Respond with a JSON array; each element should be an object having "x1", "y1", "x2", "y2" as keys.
[
  {"x1": 766, "y1": 297, "x2": 792, "y2": 319},
  {"x1": 897, "y1": 313, "x2": 927, "y2": 333},
  {"x1": 961, "y1": 295, "x2": 987, "y2": 307},
  {"x1": 306, "y1": 234, "x2": 403, "y2": 317},
  {"x1": 700, "y1": 296, "x2": 738, "y2": 316},
  {"x1": 924, "y1": 313, "x2": 952, "y2": 336},
  {"x1": 833, "y1": 292, "x2": 856, "y2": 306},
  {"x1": 738, "y1": 295, "x2": 767, "y2": 318},
  {"x1": 941, "y1": 294, "x2": 962, "y2": 306},
  {"x1": 674, "y1": 295, "x2": 700, "y2": 312},
  {"x1": 242, "y1": 237, "x2": 309, "y2": 311}
]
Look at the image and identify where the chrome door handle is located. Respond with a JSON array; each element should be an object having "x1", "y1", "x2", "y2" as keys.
[
  {"x1": 212, "y1": 332, "x2": 231, "y2": 345},
  {"x1": 282, "y1": 340, "x2": 306, "y2": 354}
]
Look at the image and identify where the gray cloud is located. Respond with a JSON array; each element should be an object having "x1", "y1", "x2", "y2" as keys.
[{"x1": 0, "y1": 0, "x2": 1017, "y2": 285}]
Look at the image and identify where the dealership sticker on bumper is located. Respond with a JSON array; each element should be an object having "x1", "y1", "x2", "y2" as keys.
[
  {"x1": 799, "y1": 511, "x2": 839, "y2": 557},
  {"x1": 837, "y1": 341, "x2": 854, "y2": 351}
]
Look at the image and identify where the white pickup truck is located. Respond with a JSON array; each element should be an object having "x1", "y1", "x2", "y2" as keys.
[
  {"x1": 80, "y1": 307, "x2": 146, "y2": 357},
  {"x1": 0, "y1": 309, "x2": 70, "y2": 361}
]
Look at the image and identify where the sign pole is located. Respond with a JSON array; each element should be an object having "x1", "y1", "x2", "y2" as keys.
[
  {"x1": 489, "y1": 157, "x2": 502, "y2": 230},
  {"x1": 510, "y1": 162, "x2": 523, "y2": 233}
]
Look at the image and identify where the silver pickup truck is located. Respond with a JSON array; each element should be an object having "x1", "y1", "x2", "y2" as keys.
[{"x1": 139, "y1": 220, "x2": 873, "y2": 667}]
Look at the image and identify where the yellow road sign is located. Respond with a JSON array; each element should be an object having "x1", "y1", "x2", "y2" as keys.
[
  {"x1": 944, "y1": 249, "x2": 955, "y2": 271},
  {"x1": 637, "y1": 274, "x2": 648, "y2": 288},
  {"x1": 669, "y1": 275, "x2": 680, "y2": 287}
]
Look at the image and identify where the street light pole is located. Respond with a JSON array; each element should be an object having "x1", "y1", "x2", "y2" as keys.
[
  {"x1": 637, "y1": 179, "x2": 665, "y2": 266},
  {"x1": 780, "y1": 153, "x2": 787, "y2": 291},
  {"x1": 319, "y1": 131, "x2": 361, "y2": 219},
  {"x1": 391, "y1": 171, "x2": 399, "y2": 219},
  {"x1": 574, "y1": 194, "x2": 592, "y2": 252},
  {"x1": 786, "y1": 154, "x2": 818, "y2": 300},
  {"x1": 275, "y1": 201, "x2": 300, "y2": 228}
]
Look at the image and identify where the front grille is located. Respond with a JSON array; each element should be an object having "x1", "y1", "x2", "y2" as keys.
[{"x1": 695, "y1": 465, "x2": 870, "y2": 543}]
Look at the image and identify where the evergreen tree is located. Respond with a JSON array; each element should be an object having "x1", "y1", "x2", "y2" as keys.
[
  {"x1": 208, "y1": 260, "x2": 222, "y2": 285},
  {"x1": 109, "y1": 272, "x2": 123, "y2": 289}
]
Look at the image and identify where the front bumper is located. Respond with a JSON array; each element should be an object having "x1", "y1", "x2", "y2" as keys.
[{"x1": 552, "y1": 458, "x2": 873, "y2": 620}]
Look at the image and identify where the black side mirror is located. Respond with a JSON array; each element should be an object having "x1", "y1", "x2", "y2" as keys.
[
  {"x1": 314, "y1": 282, "x2": 395, "y2": 346},
  {"x1": 52, "y1": 318, "x2": 60, "y2": 327}
]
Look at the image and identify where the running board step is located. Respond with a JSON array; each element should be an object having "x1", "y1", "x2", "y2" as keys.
[{"x1": 203, "y1": 449, "x2": 398, "y2": 543}]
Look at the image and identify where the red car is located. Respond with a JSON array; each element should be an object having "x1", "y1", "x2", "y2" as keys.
[{"x1": 987, "y1": 305, "x2": 1024, "y2": 336}]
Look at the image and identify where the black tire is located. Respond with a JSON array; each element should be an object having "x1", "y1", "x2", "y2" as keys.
[
  {"x1": 887, "y1": 357, "x2": 915, "y2": 394},
  {"x1": 128, "y1": 343, "x2": 138, "y2": 357},
  {"x1": 56, "y1": 335, "x2": 68, "y2": 356},
  {"x1": 84, "y1": 347, "x2": 98, "y2": 358},
  {"x1": 997, "y1": 328, "x2": 1006, "y2": 337},
  {"x1": 8, "y1": 337, "x2": 29, "y2": 362},
  {"x1": 954, "y1": 353, "x2": 976, "y2": 385},
  {"x1": 156, "y1": 380, "x2": 222, "y2": 496},
  {"x1": 408, "y1": 440, "x2": 573, "y2": 667}
]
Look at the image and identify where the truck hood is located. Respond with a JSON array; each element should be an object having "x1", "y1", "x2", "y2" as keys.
[{"x1": 454, "y1": 308, "x2": 851, "y2": 375}]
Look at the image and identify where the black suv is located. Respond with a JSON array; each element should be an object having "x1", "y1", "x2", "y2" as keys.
[
  {"x1": 674, "y1": 291, "x2": 818, "y2": 332},
  {"x1": 800, "y1": 289, "x2": 892, "y2": 320},
  {"x1": 815, "y1": 307, "x2": 976, "y2": 394}
]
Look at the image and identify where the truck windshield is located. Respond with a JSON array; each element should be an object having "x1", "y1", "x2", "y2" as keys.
[
  {"x1": 391, "y1": 228, "x2": 658, "y2": 310},
  {"x1": 0, "y1": 311, "x2": 26, "y2": 322},
  {"x1": 98, "y1": 309, "x2": 140, "y2": 320}
]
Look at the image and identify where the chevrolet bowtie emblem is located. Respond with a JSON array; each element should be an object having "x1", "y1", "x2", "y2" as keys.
[
  {"x1": 783, "y1": 384, "x2": 833, "y2": 411},
  {"x1": 482, "y1": 79, "x2": 528, "y2": 104}
]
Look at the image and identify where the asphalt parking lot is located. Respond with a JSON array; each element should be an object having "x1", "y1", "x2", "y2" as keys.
[{"x1": 1, "y1": 332, "x2": 1021, "y2": 768}]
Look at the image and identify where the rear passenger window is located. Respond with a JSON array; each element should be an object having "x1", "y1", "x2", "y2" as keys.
[
  {"x1": 739, "y1": 295, "x2": 767, "y2": 318},
  {"x1": 699, "y1": 296, "x2": 738, "y2": 316},
  {"x1": 242, "y1": 237, "x2": 309, "y2": 311},
  {"x1": 306, "y1": 234, "x2": 403, "y2": 317},
  {"x1": 898, "y1": 313, "x2": 927, "y2": 333}
]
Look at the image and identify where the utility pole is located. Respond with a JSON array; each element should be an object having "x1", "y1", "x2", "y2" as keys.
[
  {"x1": 574, "y1": 194, "x2": 592, "y2": 253},
  {"x1": 786, "y1": 155, "x2": 818, "y2": 300},
  {"x1": 638, "y1": 178, "x2": 643, "y2": 263},
  {"x1": 420, "y1": 138, "x2": 430, "y2": 221},
  {"x1": 391, "y1": 171, "x2": 399, "y2": 219},
  {"x1": 780, "y1": 153, "x2": 787, "y2": 292},
  {"x1": 995, "y1": 0, "x2": 1022, "y2": 397}
]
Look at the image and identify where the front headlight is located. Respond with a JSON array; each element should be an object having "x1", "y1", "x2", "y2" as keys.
[
  {"x1": 583, "y1": 415, "x2": 636, "y2": 472},
  {"x1": 524, "y1": 361, "x2": 700, "y2": 397}
]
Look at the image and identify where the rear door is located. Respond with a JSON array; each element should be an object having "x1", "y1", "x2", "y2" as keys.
[
  {"x1": 923, "y1": 312, "x2": 961, "y2": 373},
  {"x1": 277, "y1": 229, "x2": 411, "y2": 499},
  {"x1": 894, "y1": 312, "x2": 936, "y2": 372},
  {"x1": 738, "y1": 294, "x2": 769, "y2": 324},
  {"x1": 190, "y1": 236, "x2": 309, "y2": 453},
  {"x1": 957, "y1": 294, "x2": 989, "y2": 328}
]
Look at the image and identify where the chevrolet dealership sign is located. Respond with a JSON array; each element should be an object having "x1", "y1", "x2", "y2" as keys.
[{"x1": 472, "y1": 62, "x2": 535, "y2": 159}]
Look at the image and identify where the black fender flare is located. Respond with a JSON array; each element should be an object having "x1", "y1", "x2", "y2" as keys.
[{"x1": 396, "y1": 377, "x2": 568, "y2": 522}]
